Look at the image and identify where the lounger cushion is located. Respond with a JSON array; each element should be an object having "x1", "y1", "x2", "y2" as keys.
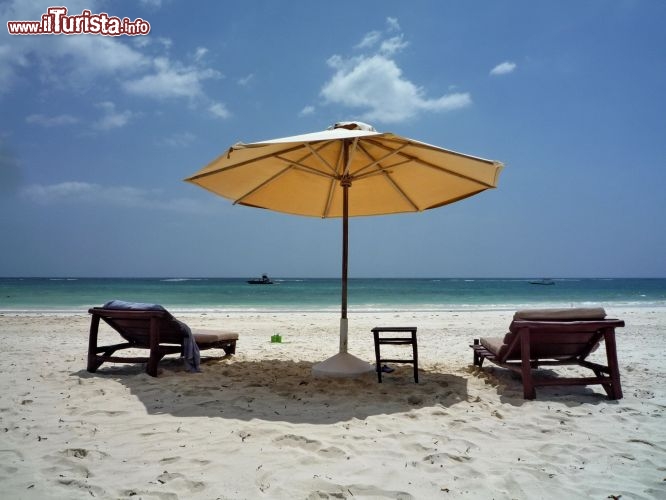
[
  {"x1": 483, "y1": 308, "x2": 608, "y2": 361},
  {"x1": 102, "y1": 300, "x2": 169, "y2": 313},
  {"x1": 513, "y1": 307, "x2": 606, "y2": 321},
  {"x1": 481, "y1": 335, "x2": 574, "y2": 361},
  {"x1": 480, "y1": 336, "x2": 506, "y2": 357},
  {"x1": 479, "y1": 336, "x2": 560, "y2": 361},
  {"x1": 505, "y1": 307, "x2": 607, "y2": 344},
  {"x1": 193, "y1": 330, "x2": 239, "y2": 345}
]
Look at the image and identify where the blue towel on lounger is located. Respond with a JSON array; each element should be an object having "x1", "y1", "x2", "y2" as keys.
[
  {"x1": 102, "y1": 300, "x2": 201, "y2": 373},
  {"x1": 175, "y1": 319, "x2": 201, "y2": 373}
]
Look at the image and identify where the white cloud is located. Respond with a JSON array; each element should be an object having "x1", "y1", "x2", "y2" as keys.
[
  {"x1": 299, "y1": 105, "x2": 315, "y2": 116},
  {"x1": 132, "y1": 37, "x2": 151, "y2": 49},
  {"x1": 123, "y1": 57, "x2": 221, "y2": 100},
  {"x1": 57, "y1": 35, "x2": 148, "y2": 75},
  {"x1": 356, "y1": 19, "x2": 404, "y2": 52},
  {"x1": 356, "y1": 31, "x2": 381, "y2": 50},
  {"x1": 22, "y1": 181, "x2": 100, "y2": 203},
  {"x1": 237, "y1": 74, "x2": 254, "y2": 86},
  {"x1": 194, "y1": 47, "x2": 208, "y2": 61},
  {"x1": 386, "y1": 17, "x2": 400, "y2": 32},
  {"x1": 20, "y1": 181, "x2": 215, "y2": 214},
  {"x1": 139, "y1": 0, "x2": 163, "y2": 8},
  {"x1": 322, "y1": 54, "x2": 470, "y2": 123},
  {"x1": 93, "y1": 101, "x2": 133, "y2": 130},
  {"x1": 159, "y1": 132, "x2": 197, "y2": 147},
  {"x1": 379, "y1": 35, "x2": 408, "y2": 56},
  {"x1": 26, "y1": 114, "x2": 79, "y2": 127},
  {"x1": 1, "y1": 0, "x2": 225, "y2": 119},
  {"x1": 134, "y1": 37, "x2": 172, "y2": 50},
  {"x1": 0, "y1": 141, "x2": 21, "y2": 194},
  {"x1": 209, "y1": 102, "x2": 231, "y2": 119},
  {"x1": 490, "y1": 61, "x2": 517, "y2": 76},
  {"x1": 320, "y1": 19, "x2": 470, "y2": 124},
  {"x1": 0, "y1": 44, "x2": 28, "y2": 94},
  {"x1": 1, "y1": 1, "x2": 151, "y2": 92},
  {"x1": 158, "y1": 37, "x2": 173, "y2": 50}
]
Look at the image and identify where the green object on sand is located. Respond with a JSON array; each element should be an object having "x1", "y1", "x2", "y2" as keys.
[{"x1": 271, "y1": 334, "x2": 282, "y2": 343}]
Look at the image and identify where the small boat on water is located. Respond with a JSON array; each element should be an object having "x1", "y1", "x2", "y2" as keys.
[
  {"x1": 529, "y1": 278, "x2": 555, "y2": 285},
  {"x1": 247, "y1": 274, "x2": 273, "y2": 285}
]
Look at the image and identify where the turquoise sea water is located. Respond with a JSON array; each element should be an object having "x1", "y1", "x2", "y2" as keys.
[{"x1": 0, "y1": 278, "x2": 664, "y2": 313}]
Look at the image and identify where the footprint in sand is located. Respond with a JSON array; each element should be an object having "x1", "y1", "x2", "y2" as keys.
[
  {"x1": 308, "y1": 484, "x2": 414, "y2": 499},
  {"x1": 255, "y1": 471, "x2": 272, "y2": 493},
  {"x1": 155, "y1": 471, "x2": 206, "y2": 493},
  {"x1": 121, "y1": 487, "x2": 182, "y2": 499},
  {"x1": 423, "y1": 452, "x2": 472, "y2": 465},
  {"x1": 48, "y1": 448, "x2": 108, "y2": 468},
  {"x1": 318, "y1": 446, "x2": 347, "y2": 459},
  {"x1": 633, "y1": 388, "x2": 655, "y2": 399},
  {"x1": 81, "y1": 409, "x2": 128, "y2": 417},
  {"x1": 41, "y1": 448, "x2": 111, "y2": 498},
  {"x1": 0, "y1": 449, "x2": 24, "y2": 478},
  {"x1": 55, "y1": 477, "x2": 105, "y2": 497},
  {"x1": 55, "y1": 447, "x2": 110, "y2": 463},
  {"x1": 274, "y1": 433, "x2": 322, "y2": 451}
]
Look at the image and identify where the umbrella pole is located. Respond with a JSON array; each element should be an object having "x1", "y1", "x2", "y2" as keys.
[
  {"x1": 340, "y1": 176, "x2": 350, "y2": 354},
  {"x1": 311, "y1": 142, "x2": 373, "y2": 378}
]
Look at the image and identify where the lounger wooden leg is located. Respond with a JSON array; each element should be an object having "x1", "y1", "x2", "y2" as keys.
[
  {"x1": 521, "y1": 366, "x2": 536, "y2": 399},
  {"x1": 147, "y1": 316, "x2": 160, "y2": 377},
  {"x1": 373, "y1": 331, "x2": 382, "y2": 383},
  {"x1": 472, "y1": 339, "x2": 484, "y2": 367},
  {"x1": 412, "y1": 331, "x2": 419, "y2": 383},
  {"x1": 519, "y1": 328, "x2": 536, "y2": 399},
  {"x1": 223, "y1": 341, "x2": 236, "y2": 356},
  {"x1": 603, "y1": 328, "x2": 623, "y2": 400},
  {"x1": 87, "y1": 314, "x2": 102, "y2": 373}
]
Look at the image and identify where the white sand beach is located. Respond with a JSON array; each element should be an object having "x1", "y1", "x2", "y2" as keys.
[{"x1": 1, "y1": 307, "x2": 665, "y2": 499}]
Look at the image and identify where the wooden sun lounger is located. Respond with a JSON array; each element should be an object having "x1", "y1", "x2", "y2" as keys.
[
  {"x1": 471, "y1": 308, "x2": 624, "y2": 400},
  {"x1": 88, "y1": 306, "x2": 238, "y2": 377}
]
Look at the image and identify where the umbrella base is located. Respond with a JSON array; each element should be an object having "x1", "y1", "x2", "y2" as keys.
[{"x1": 311, "y1": 352, "x2": 375, "y2": 379}]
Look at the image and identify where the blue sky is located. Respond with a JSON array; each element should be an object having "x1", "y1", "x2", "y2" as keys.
[{"x1": 1, "y1": 0, "x2": 665, "y2": 278}]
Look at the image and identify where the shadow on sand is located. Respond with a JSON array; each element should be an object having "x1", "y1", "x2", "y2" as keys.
[
  {"x1": 76, "y1": 357, "x2": 469, "y2": 424},
  {"x1": 466, "y1": 365, "x2": 622, "y2": 407}
]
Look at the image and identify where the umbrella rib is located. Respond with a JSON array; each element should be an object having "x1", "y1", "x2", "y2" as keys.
[
  {"x1": 363, "y1": 138, "x2": 497, "y2": 188},
  {"x1": 305, "y1": 142, "x2": 338, "y2": 176},
  {"x1": 353, "y1": 158, "x2": 411, "y2": 180},
  {"x1": 405, "y1": 155, "x2": 497, "y2": 187},
  {"x1": 235, "y1": 153, "x2": 339, "y2": 205},
  {"x1": 344, "y1": 138, "x2": 360, "y2": 177},
  {"x1": 323, "y1": 177, "x2": 336, "y2": 218},
  {"x1": 186, "y1": 143, "x2": 307, "y2": 181},
  {"x1": 273, "y1": 155, "x2": 337, "y2": 180},
  {"x1": 351, "y1": 143, "x2": 409, "y2": 178},
  {"x1": 384, "y1": 173, "x2": 420, "y2": 211},
  {"x1": 366, "y1": 136, "x2": 495, "y2": 164},
  {"x1": 253, "y1": 141, "x2": 340, "y2": 181},
  {"x1": 322, "y1": 143, "x2": 347, "y2": 217},
  {"x1": 356, "y1": 167, "x2": 420, "y2": 211},
  {"x1": 233, "y1": 165, "x2": 293, "y2": 205},
  {"x1": 355, "y1": 144, "x2": 421, "y2": 211}
]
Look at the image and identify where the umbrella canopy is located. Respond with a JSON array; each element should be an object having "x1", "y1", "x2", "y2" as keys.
[
  {"x1": 187, "y1": 122, "x2": 502, "y2": 218},
  {"x1": 185, "y1": 122, "x2": 503, "y2": 377}
]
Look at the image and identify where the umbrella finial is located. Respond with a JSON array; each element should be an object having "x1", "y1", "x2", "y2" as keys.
[{"x1": 330, "y1": 121, "x2": 376, "y2": 132}]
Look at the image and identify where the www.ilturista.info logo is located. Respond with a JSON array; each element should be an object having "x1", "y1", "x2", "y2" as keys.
[{"x1": 7, "y1": 6, "x2": 151, "y2": 36}]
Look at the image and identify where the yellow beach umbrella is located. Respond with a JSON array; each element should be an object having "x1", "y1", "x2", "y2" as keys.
[{"x1": 185, "y1": 122, "x2": 503, "y2": 377}]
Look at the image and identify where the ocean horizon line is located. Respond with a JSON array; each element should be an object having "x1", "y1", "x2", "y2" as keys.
[
  {"x1": 2, "y1": 277, "x2": 665, "y2": 312},
  {"x1": 2, "y1": 276, "x2": 665, "y2": 280}
]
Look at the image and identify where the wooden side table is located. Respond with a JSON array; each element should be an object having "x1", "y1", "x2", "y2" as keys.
[{"x1": 371, "y1": 326, "x2": 418, "y2": 383}]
